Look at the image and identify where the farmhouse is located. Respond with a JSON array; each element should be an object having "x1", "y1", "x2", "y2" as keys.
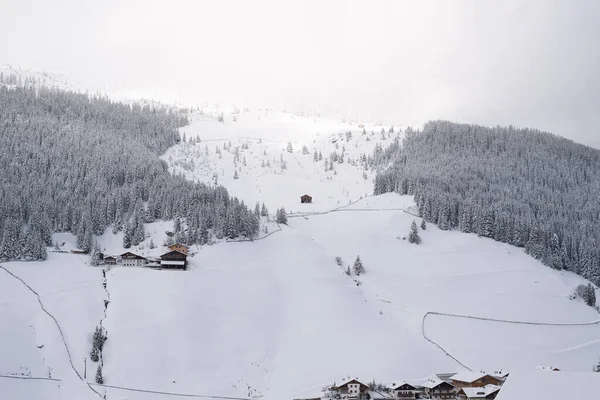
[
  {"x1": 168, "y1": 243, "x2": 189, "y2": 254},
  {"x1": 119, "y1": 252, "x2": 147, "y2": 267},
  {"x1": 331, "y1": 378, "x2": 370, "y2": 399},
  {"x1": 160, "y1": 250, "x2": 187, "y2": 269},
  {"x1": 300, "y1": 194, "x2": 313, "y2": 203},
  {"x1": 451, "y1": 372, "x2": 502, "y2": 388},
  {"x1": 457, "y1": 385, "x2": 501, "y2": 400},
  {"x1": 103, "y1": 256, "x2": 117, "y2": 265},
  {"x1": 387, "y1": 381, "x2": 419, "y2": 399},
  {"x1": 421, "y1": 377, "x2": 457, "y2": 400}
]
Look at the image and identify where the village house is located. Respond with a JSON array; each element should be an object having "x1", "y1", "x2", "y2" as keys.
[
  {"x1": 457, "y1": 385, "x2": 501, "y2": 400},
  {"x1": 420, "y1": 377, "x2": 457, "y2": 400},
  {"x1": 490, "y1": 370, "x2": 509, "y2": 385},
  {"x1": 119, "y1": 252, "x2": 147, "y2": 267},
  {"x1": 300, "y1": 194, "x2": 313, "y2": 203},
  {"x1": 103, "y1": 256, "x2": 117, "y2": 265},
  {"x1": 331, "y1": 378, "x2": 371, "y2": 400},
  {"x1": 160, "y1": 249, "x2": 188, "y2": 269},
  {"x1": 451, "y1": 372, "x2": 502, "y2": 389},
  {"x1": 168, "y1": 243, "x2": 189, "y2": 254},
  {"x1": 387, "y1": 381, "x2": 420, "y2": 399}
]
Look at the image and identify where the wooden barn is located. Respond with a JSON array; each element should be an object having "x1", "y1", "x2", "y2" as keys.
[
  {"x1": 168, "y1": 243, "x2": 189, "y2": 254},
  {"x1": 160, "y1": 250, "x2": 188, "y2": 269},
  {"x1": 300, "y1": 194, "x2": 312, "y2": 203}
]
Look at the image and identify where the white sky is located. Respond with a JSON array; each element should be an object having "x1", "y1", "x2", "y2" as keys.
[{"x1": 1, "y1": 0, "x2": 599, "y2": 147}]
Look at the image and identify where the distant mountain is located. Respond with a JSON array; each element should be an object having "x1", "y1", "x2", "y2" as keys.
[{"x1": 375, "y1": 120, "x2": 600, "y2": 286}]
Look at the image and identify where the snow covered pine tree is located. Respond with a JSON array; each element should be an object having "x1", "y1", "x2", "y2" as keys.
[
  {"x1": 353, "y1": 255, "x2": 365, "y2": 275},
  {"x1": 408, "y1": 220, "x2": 421, "y2": 244}
]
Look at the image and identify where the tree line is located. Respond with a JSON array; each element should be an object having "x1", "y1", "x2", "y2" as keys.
[
  {"x1": 374, "y1": 120, "x2": 600, "y2": 286},
  {"x1": 0, "y1": 77, "x2": 259, "y2": 261}
]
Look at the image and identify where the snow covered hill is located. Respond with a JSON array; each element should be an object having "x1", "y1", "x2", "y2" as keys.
[
  {"x1": 2, "y1": 107, "x2": 600, "y2": 400},
  {"x1": 164, "y1": 109, "x2": 399, "y2": 213}
]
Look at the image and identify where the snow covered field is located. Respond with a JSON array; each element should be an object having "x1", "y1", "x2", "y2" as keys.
[{"x1": 2, "y1": 110, "x2": 599, "y2": 400}]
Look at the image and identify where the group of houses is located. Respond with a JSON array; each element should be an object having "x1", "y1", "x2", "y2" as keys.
[
  {"x1": 321, "y1": 371, "x2": 509, "y2": 400},
  {"x1": 101, "y1": 243, "x2": 189, "y2": 270},
  {"x1": 313, "y1": 366, "x2": 586, "y2": 400}
]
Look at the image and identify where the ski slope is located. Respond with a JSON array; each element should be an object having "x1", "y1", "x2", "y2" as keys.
[{"x1": 2, "y1": 110, "x2": 600, "y2": 400}]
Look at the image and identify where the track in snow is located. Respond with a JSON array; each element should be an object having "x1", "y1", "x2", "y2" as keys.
[{"x1": 420, "y1": 311, "x2": 600, "y2": 371}]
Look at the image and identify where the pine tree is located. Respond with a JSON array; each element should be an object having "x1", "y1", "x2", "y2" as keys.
[
  {"x1": 261, "y1": 203, "x2": 268, "y2": 217},
  {"x1": 408, "y1": 220, "x2": 421, "y2": 244},
  {"x1": 313, "y1": 150, "x2": 318, "y2": 162},
  {"x1": 254, "y1": 202, "x2": 260, "y2": 216},
  {"x1": 234, "y1": 170, "x2": 239, "y2": 179},
  {"x1": 286, "y1": 142, "x2": 293, "y2": 153},
  {"x1": 122, "y1": 222, "x2": 132, "y2": 249},
  {"x1": 420, "y1": 219, "x2": 426, "y2": 230},
  {"x1": 90, "y1": 346, "x2": 99, "y2": 362},
  {"x1": 95, "y1": 364, "x2": 104, "y2": 384},
  {"x1": 276, "y1": 208, "x2": 288, "y2": 225},
  {"x1": 586, "y1": 283, "x2": 597, "y2": 307},
  {"x1": 90, "y1": 243, "x2": 102, "y2": 266},
  {"x1": 353, "y1": 255, "x2": 365, "y2": 275},
  {"x1": 318, "y1": 151, "x2": 323, "y2": 161}
]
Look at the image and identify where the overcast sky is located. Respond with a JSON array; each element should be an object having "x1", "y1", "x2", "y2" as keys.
[{"x1": 1, "y1": 0, "x2": 599, "y2": 147}]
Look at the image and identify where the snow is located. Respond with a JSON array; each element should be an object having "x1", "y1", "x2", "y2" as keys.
[
  {"x1": 459, "y1": 384, "x2": 500, "y2": 398},
  {"x1": 450, "y1": 371, "x2": 489, "y2": 383},
  {"x1": 2, "y1": 109, "x2": 600, "y2": 400},
  {"x1": 496, "y1": 369, "x2": 600, "y2": 400},
  {"x1": 420, "y1": 376, "x2": 448, "y2": 389},
  {"x1": 164, "y1": 109, "x2": 399, "y2": 213},
  {"x1": 0, "y1": 252, "x2": 105, "y2": 399}
]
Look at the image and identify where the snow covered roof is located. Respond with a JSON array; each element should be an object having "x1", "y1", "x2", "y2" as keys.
[
  {"x1": 496, "y1": 369, "x2": 600, "y2": 400},
  {"x1": 458, "y1": 385, "x2": 501, "y2": 399},
  {"x1": 335, "y1": 377, "x2": 370, "y2": 389},
  {"x1": 421, "y1": 376, "x2": 453, "y2": 389},
  {"x1": 387, "y1": 381, "x2": 417, "y2": 390},
  {"x1": 451, "y1": 371, "x2": 490, "y2": 383},
  {"x1": 492, "y1": 370, "x2": 510, "y2": 379}
]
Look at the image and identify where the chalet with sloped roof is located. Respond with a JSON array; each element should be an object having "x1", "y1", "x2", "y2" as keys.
[
  {"x1": 421, "y1": 377, "x2": 457, "y2": 400},
  {"x1": 387, "y1": 381, "x2": 419, "y2": 399},
  {"x1": 332, "y1": 378, "x2": 371, "y2": 399},
  {"x1": 119, "y1": 252, "x2": 147, "y2": 267},
  {"x1": 451, "y1": 372, "x2": 502, "y2": 388},
  {"x1": 160, "y1": 250, "x2": 187, "y2": 269}
]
